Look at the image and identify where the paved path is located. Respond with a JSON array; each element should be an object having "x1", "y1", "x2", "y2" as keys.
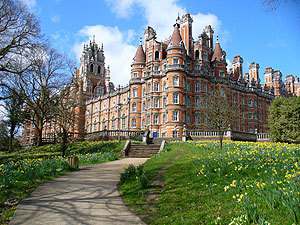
[{"x1": 10, "y1": 158, "x2": 148, "y2": 225}]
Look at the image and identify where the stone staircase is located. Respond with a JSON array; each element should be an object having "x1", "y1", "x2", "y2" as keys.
[{"x1": 127, "y1": 144, "x2": 161, "y2": 158}]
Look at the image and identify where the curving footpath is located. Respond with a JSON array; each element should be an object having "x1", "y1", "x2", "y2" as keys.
[{"x1": 10, "y1": 158, "x2": 148, "y2": 225}]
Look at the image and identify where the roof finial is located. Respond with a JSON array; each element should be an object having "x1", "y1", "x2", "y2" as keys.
[
  {"x1": 177, "y1": 12, "x2": 180, "y2": 21},
  {"x1": 216, "y1": 35, "x2": 219, "y2": 43},
  {"x1": 139, "y1": 37, "x2": 142, "y2": 45},
  {"x1": 101, "y1": 43, "x2": 103, "y2": 51},
  {"x1": 93, "y1": 35, "x2": 95, "y2": 43}
]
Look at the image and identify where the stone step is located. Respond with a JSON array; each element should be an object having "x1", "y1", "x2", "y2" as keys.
[{"x1": 127, "y1": 144, "x2": 161, "y2": 158}]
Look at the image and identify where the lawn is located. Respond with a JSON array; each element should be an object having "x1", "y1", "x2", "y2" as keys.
[
  {"x1": 119, "y1": 141, "x2": 300, "y2": 224},
  {"x1": 0, "y1": 140, "x2": 126, "y2": 224}
]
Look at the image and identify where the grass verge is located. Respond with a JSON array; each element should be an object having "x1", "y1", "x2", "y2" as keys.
[{"x1": 119, "y1": 141, "x2": 300, "y2": 224}]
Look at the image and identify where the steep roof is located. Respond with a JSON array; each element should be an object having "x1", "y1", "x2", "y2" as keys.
[
  {"x1": 134, "y1": 43, "x2": 146, "y2": 64},
  {"x1": 170, "y1": 24, "x2": 183, "y2": 48},
  {"x1": 211, "y1": 41, "x2": 223, "y2": 62}
]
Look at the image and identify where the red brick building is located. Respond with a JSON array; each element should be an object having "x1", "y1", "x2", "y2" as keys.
[{"x1": 23, "y1": 14, "x2": 299, "y2": 144}]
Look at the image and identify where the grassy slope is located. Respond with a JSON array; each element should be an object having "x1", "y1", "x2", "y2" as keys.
[{"x1": 120, "y1": 142, "x2": 299, "y2": 224}]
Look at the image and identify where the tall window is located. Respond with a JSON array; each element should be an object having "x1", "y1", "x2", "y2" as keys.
[
  {"x1": 195, "y1": 114, "x2": 201, "y2": 124},
  {"x1": 132, "y1": 102, "x2": 137, "y2": 112},
  {"x1": 172, "y1": 130, "x2": 179, "y2": 137},
  {"x1": 146, "y1": 115, "x2": 150, "y2": 125},
  {"x1": 220, "y1": 87, "x2": 225, "y2": 97},
  {"x1": 186, "y1": 113, "x2": 191, "y2": 124},
  {"x1": 173, "y1": 93, "x2": 179, "y2": 104},
  {"x1": 203, "y1": 83, "x2": 208, "y2": 92},
  {"x1": 98, "y1": 66, "x2": 101, "y2": 74},
  {"x1": 153, "y1": 114, "x2": 159, "y2": 124},
  {"x1": 142, "y1": 87, "x2": 145, "y2": 97},
  {"x1": 93, "y1": 120, "x2": 98, "y2": 131},
  {"x1": 195, "y1": 81, "x2": 201, "y2": 92},
  {"x1": 154, "y1": 98, "x2": 159, "y2": 108},
  {"x1": 163, "y1": 97, "x2": 167, "y2": 108},
  {"x1": 154, "y1": 82, "x2": 159, "y2": 91},
  {"x1": 133, "y1": 72, "x2": 138, "y2": 78},
  {"x1": 195, "y1": 97, "x2": 201, "y2": 108},
  {"x1": 155, "y1": 51, "x2": 159, "y2": 60},
  {"x1": 132, "y1": 88, "x2": 138, "y2": 97},
  {"x1": 122, "y1": 114, "x2": 126, "y2": 129},
  {"x1": 111, "y1": 116, "x2": 115, "y2": 130},
  {"x1": 154, "y1": 65, "x2": 159, "y2": 71},
  {"x1": 131, "y1": 118, "x2": 137, "y2": 128},
  {"x1": 90, "y1": 64, "x2": 94, "y2": 72},
  {"x1": 142, "y1": 101, "x2": 145, "y2": 111},
  {"x1": 195, "y1": 50, "x2": 200, "y2": 59},
  {"x1": 102, "y1": 119, "x2": 106, "y2": 130},
  {"x1": 248, "y1": 97, "x2": 253, "y2": 106},
  {"x1": 163, "y1": 81, "x2": 167, "y2": 91},
  {"x1": 172, "y1": 111, "x2": 179, "y2": 121},
  {"x1": 147, "y1": 99, "x2": 151, "y2": 108},
  {"x1": 187, "y1": 96, "x2": 191, "y2": 107},
  {"x1": 173, "y1": 76, "x2": 179, "y2": 86},
  {"x1": 163, "y1": 114, "x2": 167, "y2": 123},
  {"x1": 147, "y1": 83, "x2": 151, "y2": 92}
]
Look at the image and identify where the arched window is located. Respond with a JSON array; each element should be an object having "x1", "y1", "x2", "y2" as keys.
[
  {"x1": 90, "y1": 64, "x2": 94, "y2": 72},
  {"x1": 195, "y1": 50, "x2": 200, "y2": 59},
  {"x1": 122, "y1": 114, "x2": 126, "y2": 129},
  {"x1": 155, "y1": 51, "x2": 159, "y2": 60},
  {"x1": 111, "y1": 116, "x2": 115, "y2": 130},
  {"x1": 97, "y1": 65, "x2": 101, "y2": 74}
]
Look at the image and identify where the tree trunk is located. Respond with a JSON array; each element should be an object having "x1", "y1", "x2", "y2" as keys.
[
  {"x1": 61, "y1": 129, "x2": 68, "y2": 157},
  {"x1": 37, "y1": 120, "x2": 43, "y2": 146},
  {"x1": 219, "y1": 130, "x2": 224, "y2": 150}
]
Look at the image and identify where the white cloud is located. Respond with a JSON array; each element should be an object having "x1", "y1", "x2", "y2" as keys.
[
  {"x1": 105, "y1": 0, "x2": 223, "y2": 42},
  {"x1": 73, "y1": 25, "x2": 137, "y2": 86},
  {"x1": 19, "y1": 0, "x2": 37, "y2": 10},
  {"x1": 51, "y1": 15, "x2": 60, "y2": 23},
  {"x1": 226, "y1": 59, "x2": 233, "y2": 70}
]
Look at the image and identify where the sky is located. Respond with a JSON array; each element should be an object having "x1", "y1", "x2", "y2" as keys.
[{"x1": 20, "y1": 0, "x2": 300, "y2": 86}]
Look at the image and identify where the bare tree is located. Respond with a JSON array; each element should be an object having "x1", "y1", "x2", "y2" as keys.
[
  {"x1": 202, "y1": 82, "x2": 239, "y2": 150},
  {"x1": 54, "y1": 81, "x2": 80, "y2": 156},
  {"x1": 262, "y1": 0, "x2": 298, "y2": 11},
  {"x1": 1, "y1": 88, "x2": 28, "y2": 151},
  {"x1": 0, "y1": 0, "x2": 41, "y2": 100},
  {"x1": 16, "y1": 46, "x2": 70, "y2": 146}
]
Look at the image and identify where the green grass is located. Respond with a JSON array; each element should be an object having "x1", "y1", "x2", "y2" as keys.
[
  {"x1": 0, "y1": 140, "x2": 127, "y2": 224},
  {"x1": 119, "y1": 141, "x2": 300, "y2": 224}
]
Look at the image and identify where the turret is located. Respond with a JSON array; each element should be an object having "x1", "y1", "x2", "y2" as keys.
[
  {"x1": 232, "y1": 55, "x2": 243, "y2": 80},
  {"x1": 248, "y1": 62, "x2": 260, "y2": 84},
  {"x1": 179, "y1": 13, "x2": 193, "y2": 56},
  {"x1": 211, "y1": 37, "x2": 227, "y2": 77}
]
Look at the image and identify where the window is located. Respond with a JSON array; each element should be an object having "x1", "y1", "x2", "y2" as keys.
[
  {"x1": 183, "y1": 94, "x2": 186, "y2": 105},
  {"x1": 242, "y1": 109, "x2": 246, "y2": 118},
  {"x1": 259, "y1": 100, "x2": 262, "y2": 108},
  {"x1": 98, "y1": 66, "x2": 101, "y2": 74},
  {"x1": 195, "y1": 50, "x2": 200, "y2": 59},
  {"x1": 187, "y1": 96, "x2": 191, "y2": 107},
  {"x1": 131, "y1": 118, "x2": 137, "y2": 127},
  {"x1": 173, "y1": 93, "x2": 179, "y2": 104},
  {"x1": 132, "y1": 102, "x2": 137, "y2": 112},
  {"x1": 154, "y1": 82, "x2": 159, "y2": 91},
  {"x1": 142, "y1": 88, "x2": 145, "y2": 97},
  {"x1": 173, "y1": 76, "x2": 179, "y2": 86},
  {"x1": 148, "y1": 52, "x2": 152, "y2": 62},
  {"x1": 195, "y1": 65, "x2": 200, "y2": 70},
  {"x1": 146, "y1": 115, "x2": 150, "y2": 125},
  {"x1": 195, "y1": 81, "x2": 201, "y2": 92},
  {"x1": 163, "y1": 114, "x2": 167, "y2": 123},
  {"x1": 155, "y1": 51, "x2": 159, "y2": 60},
  {"x1": 153, "y1": 114, "x2": 159, "y2": 124},
  {"x1": 142, "y1": 101, "x2": 145, "y2": 111},
  {"x1": 154, "y1": 98, "x2": 159, "y2": 108},
  {"x1": 93, "y1": 121, "x2": 98, "y2": 131},
  {"x1": 133, "y1": 72, "x2": 138, "y2": 78},
  {"x1": 172, "y1": 130, "x2": 179, "y2": 137},
  {"x1": 195, "y1": 114, "x2": 201, "y2": 124},
  {"x1": 173, "y1": 58, "x2": 179, "y2": 64},
  {"x1": 147, "y1": 83, "x2": 151, "y2": 92},
  {"x1": 219, "y1": 71, "x2": 225, "y2": 77},
  {"x1": 203, "y1": 83, "x2": 208, "y2": 92},
  {"x1": 220, "y1": 87, "x2": 225, "y2": 97},
  {"x1": 203, "y1": 98, "x2": 208, "y2": 108},
  {"x1": 187, "y1": 82, "x2": 191, "y2": 91},
  {"x1": 195, "y1": 97, "x2": 201, "y2": 108},
  {"x1": 183, "y1": 77, "x2": 186, "y2": 88},
  {"x1": 249, "y1": 125, "x2": 253, "y2": 133},
  {"x1": 163, "y1": 97, "x2": 167, "y2": 108},
  {"x1": 122, "y1": 115, "x2": 126, "y2": 129},
  {"x1": 186, "y1": 113, "x2": 191, "y2": 124},
  {"x1": 203, "y1": 52, "x2": 208, "y2": 61},
  {"x1": 31, "y1": 130, "x2": 34, "y2": 136},
  {"x1": 147, "y1": 99, "x2": 151, "y2": 108},
  {"x1": 241, "y1": 96, "x2": 245, "y2": 104},
  {"x1": 163, "y1": 81, "x2": 167, "y2": 91},
  {"x1": 259, "y1": 112, "x2": 263, "y2": 121},
  {"x1": 154, "y1": 65, "x2": 159, "y2": 71},
  {"x1": 102, "y1": 119, "x2": 106, "y2": 130},
  {"x1": 132, "y1": 88, "x2": 138, "y2": 97},
  {"x1": 248, "y1": 97, "x2": 253, "y2": 106},
  {"x1": 233, "y1": 93, "x2": 237, "y2": 103},
  {"x1": 142, "y1": 119, "x2": 145, "y2": 128},
  {"x1": 111, "y1": 117, "x2": 115, "y2": 130},
  {"x1": 203, "y1": 115, "x2": 208, "y2": 124},
  {"x1": 248, "y1": 112, "x2": 253, "y2": 119},
  {"x1": 90, "y1": 64, "x2": 93, "y2": 72},
  {"x1": 172, "y1": 111, "x2": 179, "y2": 121}
]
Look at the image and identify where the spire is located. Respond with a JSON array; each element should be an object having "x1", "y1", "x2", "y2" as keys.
[
  {"x1": 169, "y1": 23, "x2": 183, "y2": 48},
  {"x1": 211, "y1": 38, "x2": 224, "y2": 62},
  {"x1": 134, "y1": 38, "x2": 145, "y2": 64}
]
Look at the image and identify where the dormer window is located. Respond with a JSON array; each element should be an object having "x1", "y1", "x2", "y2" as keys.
[{"x1": 195, "y1": 50, "x2": 200, "y2": 59}]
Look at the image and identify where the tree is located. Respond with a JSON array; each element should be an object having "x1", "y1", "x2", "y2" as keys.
[
  {"x1": 269, "y1": 97, "x2": 300, "y2": 143},
  {"x1": 202, "y1": 82, "x2": 239, "y2": 150},
  {"x1": 1, "y1": 88, "x2": 28, "y2": 151},
  {"x1": 54, "y1": 82, "x2": 80, "y2": 156},
  {"x1": 262, "y1": 0, "x2": 298, "y2": 11},
  {"x1": 16, "y1": 46, "x2": 69, "y2": 146},
  {"x1": 0, "y1": 0, "x2": 41, "y2": 100}
]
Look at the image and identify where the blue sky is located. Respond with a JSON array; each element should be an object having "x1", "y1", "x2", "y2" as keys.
[{"x1": 21, "y1": 0, "x2": 300, "y2": 86}]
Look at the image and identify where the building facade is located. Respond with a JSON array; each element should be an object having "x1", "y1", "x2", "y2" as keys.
[{"x1": 22, "y1": 13, "x2": 299, "y2": 144}]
